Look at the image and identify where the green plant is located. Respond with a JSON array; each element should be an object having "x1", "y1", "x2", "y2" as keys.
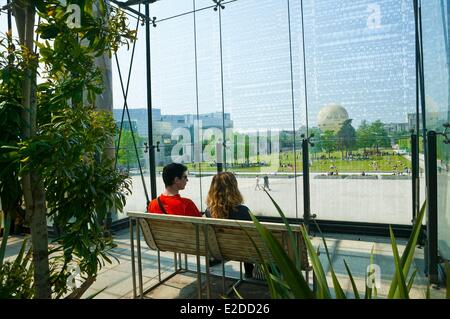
[
  {"x1": 0, "y1": 227, "x2": 34, "y2": 298},
  {"x1": 0, "y1": 0, "x2": 134, "y2": 298},
  {"x1": 250, "y1": 190, "x2": 428, "y2": 299}
]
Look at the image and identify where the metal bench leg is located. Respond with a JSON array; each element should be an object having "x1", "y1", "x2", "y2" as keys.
[
  {"x1": 240, "y1": 262, "x2": 243, "y2": 280},
  {"x1": 195, "y1": 225, "x2": 202, "y2": 299},
  {"x1": 174, "y1": 252, "x2": 177, "y2": 272},
  {"x1": 157, "y1": 250, "x2": 161, "y2": 282},
  {"x1": 222, "y1": 261, "x2": 226, "y2": 294},
  {"x1": 204, "y1": 225, "x2": 211, "y2": 299},
  {"x1": 130, "y1": 217, "x2": 137, "y2": 298},
  {"x1": 136, "y1": 219, "x2": 144, "y2": 299}
]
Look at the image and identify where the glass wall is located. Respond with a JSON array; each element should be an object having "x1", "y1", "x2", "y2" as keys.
[
  {"x1": 303, "y1": 0, "x2": 419, "y2": 224},
  {"x1": 221, "y1": 0, "x2": 300, "y2": 218},
  {"x1": 114, "y1": 0, "x2": 424, "y2": 226},
  {"x1": 422, "y1": 0, "x2": 450, "y2": 260},
  {"x1": 113, "y1": 12, "x2": 150, "y2": 220}
]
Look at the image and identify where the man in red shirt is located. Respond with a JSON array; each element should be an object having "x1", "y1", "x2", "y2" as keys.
[{"x1": 147, "y1": 163, "x2": 201, "y2": 217}]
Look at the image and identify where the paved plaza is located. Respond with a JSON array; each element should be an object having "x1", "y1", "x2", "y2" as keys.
[
  {"x1": 4, "y1": 230, "x2": 437, "y2": 299},
  {"x1": 119, "y1": 174, "x2": 426, "y2": 225}
]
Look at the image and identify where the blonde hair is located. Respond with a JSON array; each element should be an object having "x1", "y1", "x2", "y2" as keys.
[{"x1": 206, "y1": 172, "x2": 243, "y2": 219}]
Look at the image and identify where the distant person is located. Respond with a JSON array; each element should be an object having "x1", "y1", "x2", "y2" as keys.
[
  {"x1": 263, "y1": 175, "x2": 271, "y2": 191},
  {"x1": 254, "y1": 175, "x2": 262, "y2": 190},
  {"x1": 147, "y1": 163, "x2": 201, "y2": 217},
  {"x1": 205, "y1": 172, "x2": 255, "y2": 278}
]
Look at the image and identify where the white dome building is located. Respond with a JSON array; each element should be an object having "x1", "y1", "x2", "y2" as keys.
[{"x1": 317, "y1": 104, "x2": 349, "y2": 133}]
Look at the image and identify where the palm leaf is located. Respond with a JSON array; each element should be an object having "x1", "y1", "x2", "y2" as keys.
[
  {"x1": 0, "y1": 212, "x2": 11, "y2": 267},
  {"x1": 263, "y1": 189, "x2": 301, "y2": 270},
  {"x1": 389, "y1": 226, "x2": 409, "y2": 299},
  {"x1": 312, "y1": 219, "x2": 346, "y2": 298},
  {"x1": 406, "y1": 268, "x2": 417, "y2": 293},
  {"x1": 343, "y1": 259, "x2": 360, "y2": 299},
  {"x1": 299, "y1": 225, "x2": 331, "y2": 298},
  {"x1": 250, "y1": 213, "x2": 314, "y2": 299},
  {"x1": 388, "y1": 200, "x2": 426, "y2": 298}
]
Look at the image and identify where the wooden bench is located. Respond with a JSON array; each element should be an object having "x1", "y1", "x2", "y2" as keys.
[{"x1": 128, "y1": 211, "x2": 311, "y2": 299}]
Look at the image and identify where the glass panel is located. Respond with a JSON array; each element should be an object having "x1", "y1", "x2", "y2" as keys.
[
  {"x1": 195, "y1": 0, "x2": 219, "y2": 11},
  {"x1": 194, "y1": 7, "x2": 223, "y2": 213},
  {"x1": 422, "y1": 0, "x2": 450, "y2": 260},
  {"x1": 221, "y1": 0, "x2": 298, "y2": 218},
  {"x1": 148, "y1": 0, "x2": 193, "y2": 21},
  {"x1": 150, "y1": 14, "x2": 203, "y2": 207},
  {"x1": 113, "y1": 18, "x2": 150, "y2": 220},
  {"x1": 304, "y1": 0, "x2": 416, "y2": 224}
]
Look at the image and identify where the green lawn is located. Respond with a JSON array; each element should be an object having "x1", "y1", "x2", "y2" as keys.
[{"x1": 163, "y1": 148, "x2": 413, "y2": 175}]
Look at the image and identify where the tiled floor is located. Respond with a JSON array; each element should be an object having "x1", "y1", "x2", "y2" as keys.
[{"x1": 2, "y1": 229, "x2": 446, "y2": 299}]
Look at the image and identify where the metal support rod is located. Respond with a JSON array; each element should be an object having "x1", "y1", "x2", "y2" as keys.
[
  {"x1": 239, "y1": 262, "x2": 243, "y2": 280},
  {"x1": 302, "y1": 138, "x2": 311, "y2": 231},
  {"x1": 110, "y1": 0, "x2": 152, "y2": 22},
  {"x1": 426, "y1": 131, "x2": 439, "y2": 284},
  {"x1": 204, "y1": 225, "x2": 211, "y2": 299},
  {"x1": 6, "y1": 0, "x2": 12, "y2": 32},
  {"x1": 145, "y1": 3, "x2": 157, "y2": 200},
  {"x1": 130, "y1": 218, "x2": 137, "y2": 298},
  {"x1": 222, "y1": 261, "x2": 225, "y2": 294},
  {"x1": 195, "y1": 225, "x2": 202, "y2": 299},
  {"x1": 157, "y1": 249, "x2": 161, "y2": 282},
  {"x1": 174, "y1": 252, "x2": 177, "y2": 272},
  {"x1": 136, "y1": 219, "x2": 144, "y2": 298},
  {"x1": 185, "y1": 253, "x2": 188, "y2": 270},
  {"x1": 411, "y1": 134, "x2": 419, "y2": 223}
]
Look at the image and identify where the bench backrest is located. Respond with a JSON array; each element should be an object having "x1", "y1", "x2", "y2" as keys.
[{"x1": 128, "y1": 212, "x2": 309, "y2": 270}]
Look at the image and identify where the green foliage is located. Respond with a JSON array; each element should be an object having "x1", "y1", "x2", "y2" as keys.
[
  {"x1": 0, "y1": 237, "x2": 35, "y2": 299},
  {"x1": 356, "y1": 120, "x2": 371, "y2": 150},
  {"x1": 116, "y1": 129, "x2": 145, "y2": 170},
  {"x1": 0, "y1": 0, "x2": 135, "y2": 298},
  {"x1": 250, "y1": 192, "x2": 429, "y2": 299},
  {"x1": 336, "y1": 119, "x2": 356, "y2": 157},
  {"x1": 319, "y1": 130, "x2": 336, "y2": 158},
  {"x1": 14, "y1": 108, "x2": 132, "y2": 296},
  {"x1": 0, "y1": 35, "x2": 26, "y2": 230}
]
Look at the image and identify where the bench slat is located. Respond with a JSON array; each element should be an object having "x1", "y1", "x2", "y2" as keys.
[{"x1": 132, "y1": 212, "x2": 310, "y2": 271}]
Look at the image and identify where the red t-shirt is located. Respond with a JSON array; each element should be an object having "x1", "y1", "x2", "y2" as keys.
[{"x1": 147, "y1": 194, "x2": 201, "y2": 217}]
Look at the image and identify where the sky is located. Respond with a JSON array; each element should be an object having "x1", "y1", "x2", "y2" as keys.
[{"x1": 1, "y1": 0, "x2": 448, "y2": 130}]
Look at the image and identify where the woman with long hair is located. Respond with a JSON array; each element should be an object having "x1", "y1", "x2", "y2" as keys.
[{"x1": 205, "y1": 172, "x2": 254, "y2": 278}]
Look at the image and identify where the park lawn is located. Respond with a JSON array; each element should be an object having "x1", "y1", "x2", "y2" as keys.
[
  {"x1": 176, "y1": 154, "x2": 412, "y2": 174},
  {"x1": 308, "y1": 155, "x2": 412, "y2": 173}
]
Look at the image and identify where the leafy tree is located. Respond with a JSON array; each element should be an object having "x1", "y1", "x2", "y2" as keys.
[
  {"x1": 356, "y1": 120, "x2": 371, "y2": 152},
  {"x1": 308, "y1": 127, "x2": 322, "y2": 159},
  {"x1": 337, "y1": 119, "x2": 356, "y2": 158},
  {"x1": 0, "y1": 34, "x2": 26, "y2": 235},
  {"x1": 280, "y1": 131, "x2": 295, "y2": 149},
  {"x1": 0, "y1": 0, "x2": 134, "y2": 298},
  {"x1": 117, "y1": 129, "x2": 145, "y2": 170},
  {"x1": 320, "y1": 130, "x2": 336, "y2": 158},
  {"x1": 368, "y1": 120, "x2": 390, "y2": 152}
]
